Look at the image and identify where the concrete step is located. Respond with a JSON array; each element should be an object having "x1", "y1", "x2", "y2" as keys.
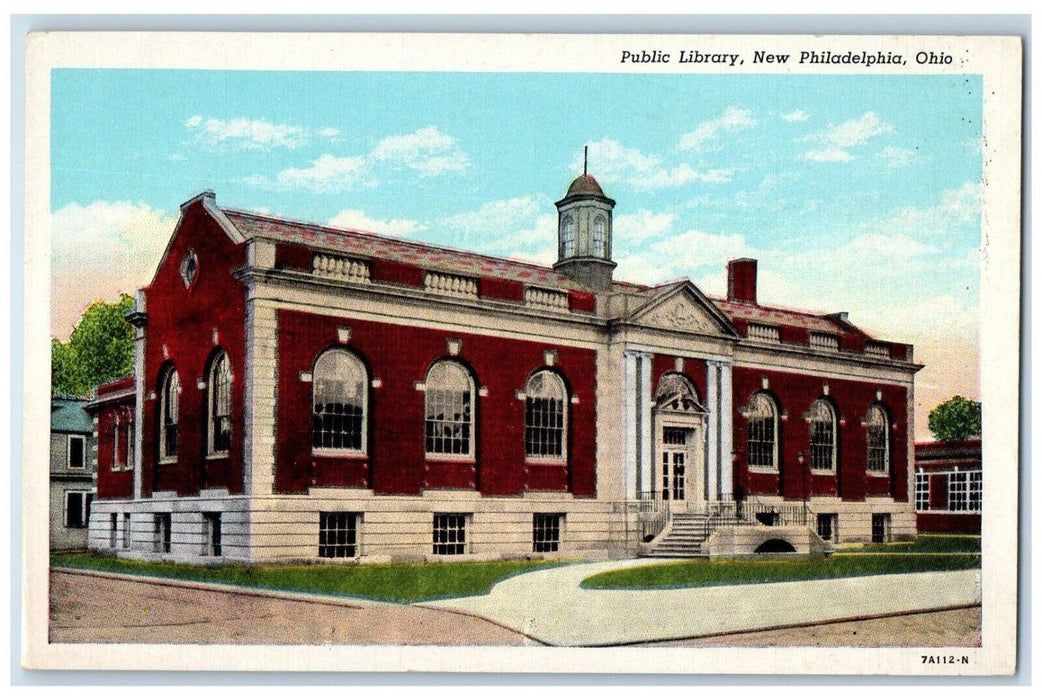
[{"x1": 658, "y1": 536, "x2": 705, "y2": 543}]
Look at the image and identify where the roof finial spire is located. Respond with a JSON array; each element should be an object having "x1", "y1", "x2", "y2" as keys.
[{"x1": 583, "y1": 145, "x2": 588, "y2": 175}]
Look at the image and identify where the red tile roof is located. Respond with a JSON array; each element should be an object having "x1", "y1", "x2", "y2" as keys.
[
  {"x1": 224, "y1": 209, "x2": 583, "y2": 289},
  {"x1": 221, "y1": 206, "x2": 872, "y2": 337},
  {"x1": 712, "y1": 297, "x2": 865, "y2": 336}
]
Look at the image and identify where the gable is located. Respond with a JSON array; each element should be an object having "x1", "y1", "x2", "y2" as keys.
[{"x1": 628, "y1": 284, "x2": 738, "y2": 337}]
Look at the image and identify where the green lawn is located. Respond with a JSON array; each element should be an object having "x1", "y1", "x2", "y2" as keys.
[
  {"x1": 855, "y1": 534, "x2": 980, "y2": 553},
  {"x1": 581, "y1": 552, "x2": 980, "y2": 590},
  {"x1": 51, "y1": 552, "x2": 555, "y2": 603}
]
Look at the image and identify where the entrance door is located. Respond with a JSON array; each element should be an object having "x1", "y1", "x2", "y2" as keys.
[
  {"x1": 660, "y1": 426, "x2": 692, "y2": 507},
  {"x1": 652, "y1": 372, "x2": 707, "y2": 511}
]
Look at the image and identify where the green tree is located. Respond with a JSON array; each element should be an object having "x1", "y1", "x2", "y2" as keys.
[
  {"x1": 51, "y1": 294, "x2": 135, "y2": 395},
  {"x1": 50, "y1": 338, "x2": 86, "y2": 395},
  {"x1": 927, "y1": 395, "x2": 982, "y2": 441}
]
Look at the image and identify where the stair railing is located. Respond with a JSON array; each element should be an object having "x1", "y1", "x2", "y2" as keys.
[
  {"x1": 635, "y1": 490, "x2": 671, "y2": 541},
  {"x1": 701, "y1": 497, "x2": 745, "y2": 542}
]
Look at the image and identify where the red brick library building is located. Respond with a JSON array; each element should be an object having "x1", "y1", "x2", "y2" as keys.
[{"x1": 88, "y1": 170, "x2": 922, "y2": 562}]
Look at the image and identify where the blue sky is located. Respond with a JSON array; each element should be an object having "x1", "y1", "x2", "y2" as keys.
[{"x1": 50, "y1": 69, "x2": 983, "y2": 434}]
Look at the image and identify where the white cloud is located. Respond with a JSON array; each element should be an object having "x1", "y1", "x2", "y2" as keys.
[
  {"x1": 650, "y1": 229, "x2": 757, "y2": 267},
  {"x1": 508, "y1": 242, "x2": 557, "y2": 267},
  {"x1": 613, "y1": 210, "x2": 676, "y2": 243},
  {"x1": 575, "y1": 139, "x2": 734, "y2": 192},
  {"x1": 371, "y1": 126, "x2": 470, "y2": 176},
  {"x1": 505, "y1": 215, "x2": 559, "y2": 253},
  {"x1": 184, "y1": 115, "x2": 338, "y2": 151},
  {"x1": 800, "y1": 111, "x2": 893, "y2": 162},
  {"x1": 878, "y1": 146, "x2": 916, "y2": 168},
  {"x1": 250, "y1": 125, "x2": 471, "y2": 192},
  {"x1": 573, "y1": 139, "x2": 661, "y2": 183},
  {"x1": 51, "y1": 201, "x2": 178, "y2": 338},
  {"x1": 327, "y1": 209, "x2": 427, "y2": 236},
  {"x1": 442, "y1": 198, "x2": 557, "y2": 254},
  {"x1": 821, "y1": 112, "x2": 893, "y2": 148},
  {"x1": 614, "y1": 252, "x2": 678, "y2": 285},
  {"x1": 731, "y1": 172, "x2": 800, "y2": 211},
  {"x1": 240, "y1": 174, "x2": 273, "y2": 188},
  {"x1": 871, "y1": 182, "x2": 981, "y2": 238},
  {"x1": 443, "y1": 197, "x2": 540, "y2": 234},
  {"x1": 781, "y1": 110, "x2": 809, "y2": 122},
  {"x1": 274, "y1": 154, "x2": 369, "y2": 193},
  {"x1": 802, "y1": 148, "x2": 854, "y2": 163},
  {"x1": 631, "y1": 164, "x2": 735, "y2": 190},
  {"x1": 679, "y1": 107, "x2": 756, "y2": 150}
]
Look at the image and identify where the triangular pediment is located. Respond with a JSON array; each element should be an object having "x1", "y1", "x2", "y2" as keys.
[{"x1": 626, "y1": 281, "x2": 738, "y2": 337}]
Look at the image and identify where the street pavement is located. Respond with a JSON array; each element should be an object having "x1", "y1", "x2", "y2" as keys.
[
  {"x1": 49, "y1": 569, "x2": 535, "y2": 645},
  {"x1": 423, "y1": 559, "x2": 982, "y2": 646},
  {"x1": 51, "y1": 560, "x2": 982, "y2": 647}
]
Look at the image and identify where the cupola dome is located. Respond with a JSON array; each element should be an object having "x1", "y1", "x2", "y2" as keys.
[{"x1": 565, "y1": 173, "x2": 605, "y2": 198}]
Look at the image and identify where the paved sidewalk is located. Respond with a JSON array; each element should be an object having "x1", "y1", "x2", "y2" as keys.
[{"x1": 424, "y1": 559, "x2": 982, "y2": 646}]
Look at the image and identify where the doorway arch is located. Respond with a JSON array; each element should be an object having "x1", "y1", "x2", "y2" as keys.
[{"x1": 653, "y1": 373, "x2": 708, "y2": 512}]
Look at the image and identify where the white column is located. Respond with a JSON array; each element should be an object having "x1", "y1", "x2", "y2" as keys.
[
  {"x1": 638, "y1": 352, "x2": 654, "y2": 498},
  {"x1": 706, "y1": 361, "x2": 719, "y2": 500},
  {"x1": 719, "y1": 361, "x2": 734, "y2": 499},
  {"x1": 622, "y1": 352, "x2": 637, "y2": 499},
  {"x1": 243, "y1": 293, "x2": 278, "y2": 497}
]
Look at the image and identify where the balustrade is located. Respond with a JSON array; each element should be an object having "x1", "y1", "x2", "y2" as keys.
[{"x1": 312, "y1": 254, "x2": 371, "y2": 283}]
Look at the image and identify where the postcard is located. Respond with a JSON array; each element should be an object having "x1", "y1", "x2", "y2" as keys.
[{"x1": 22, "y1": 30, "x2": 1021, "y2": 675}]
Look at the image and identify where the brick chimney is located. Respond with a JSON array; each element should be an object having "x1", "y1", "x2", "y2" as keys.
[{"x1": 727, "y1": 258, "x2": 757, "y2": 304}]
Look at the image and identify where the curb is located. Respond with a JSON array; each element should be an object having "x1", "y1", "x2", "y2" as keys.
[
  {"x1": 601, "y1": 604, "x2": 983, "y2": 648},
  {"x1": 52, "y1": 566, "x2": 374, "y2": 609}
]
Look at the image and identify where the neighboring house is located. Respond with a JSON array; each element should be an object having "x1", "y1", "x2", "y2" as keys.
[
  {"x1": 50, "y1": 396, "x2": 95, "y2": 550},
  {"x1": 86, "y1": 377, "x2": 137, "y2": 550},
  {"x1": 87, "y1": 170, "x2": 921, "y2": 563},
  {"x1": 914, "y1": 439, "x2": 982, "y2": 534}
]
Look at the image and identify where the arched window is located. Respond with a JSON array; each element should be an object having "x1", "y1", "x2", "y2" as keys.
[
  {"x1": 591, "y1": 215, "x2": 606, "y2": 257},
  {"x1": 159, "y1": 368, "x2": 180, "y2": 462},
  {"x1": 747, "y1": 392, "x2": 779, "y2": 470},
  {"x1": 809, "y1": 399, "x2": 837, "y2": 471},
  {"x1": 525, "y1": 370, "x2": 567, "y2": 460},
  {"x1": 311, "y1": 349, "x2": 368, "y2": 452},
  {"x1": 561, "y1": 215, "x2": 576, "y2": 258},
  {"x1": 655, "y1": 372, "x2": 702, "y2": 413},
  {"x1": 208, "y1": 351, "x2": 232, "y2": 455},
  {"x1": 866, "y1": 404, "x2": 889, "y2": 473},
  {"x1": 425, "y1": 361, "x2": 475, "y2": 458}
]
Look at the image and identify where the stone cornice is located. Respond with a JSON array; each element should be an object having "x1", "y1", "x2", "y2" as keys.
[
  {"x1": 233, "y1": 265, "x2": 608, "y2": 331},
  {"x1": 736, "y1": 336, "x2": 924, "y2": 374}
]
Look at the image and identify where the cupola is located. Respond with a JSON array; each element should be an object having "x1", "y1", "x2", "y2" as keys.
[{"x1": 553, "y1": 148, "x2": 617, "y2": 290}]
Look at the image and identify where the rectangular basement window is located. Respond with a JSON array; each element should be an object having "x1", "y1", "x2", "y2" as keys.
[
  {"x1": 122, "y1": 513, "x2": 132, "y2": 549},
  {"x1": 433, "y1": 513, "x2": 468, "y2": 555},
  {"x1": 816, "y1": 513, "x2": 838, "y2": 542},
  {"x1": 533, "y1": 513, "x2": 563, "y2": 553},
  {"x1": 154, "y1": 513, "x2": 171, "y2": 553},
  {"x1": 203, "y1": 512, "x2": 222, "y2": 557},
  {"x1": 871, "y1": 513, "x2": 891, "y2": 544},
  {"x1": 319, "y1": 512, "x2": 358, "y2": 558}
]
